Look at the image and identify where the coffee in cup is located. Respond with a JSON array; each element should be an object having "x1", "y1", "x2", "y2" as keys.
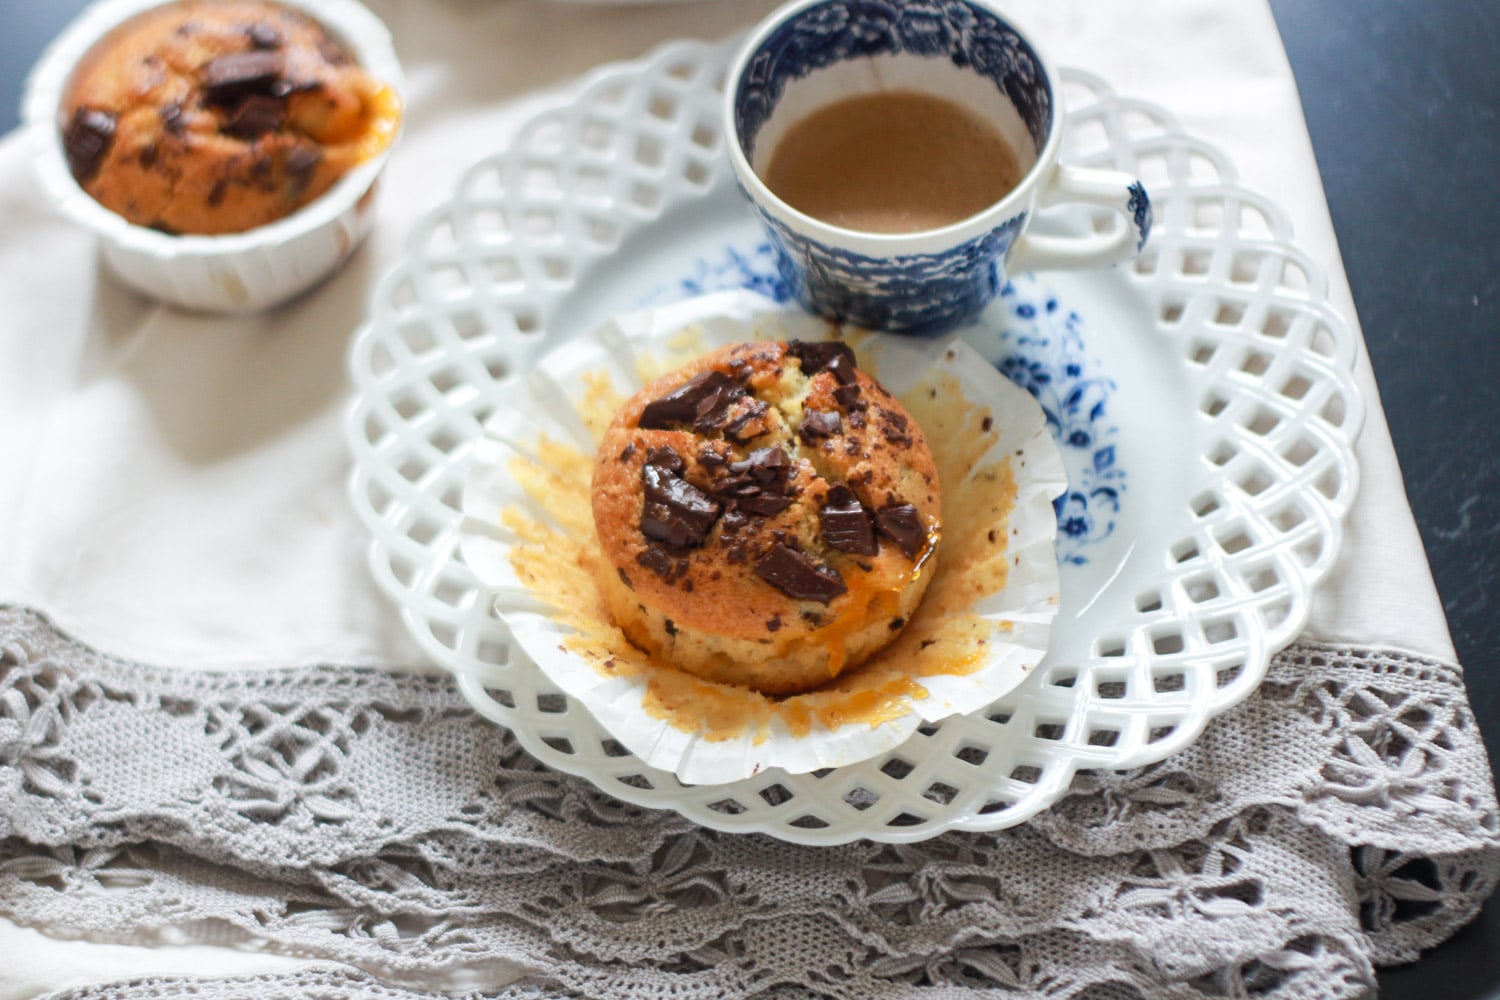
[
  {"x1": 724, "y1": 0, "x2": 1152, "y2": 335},
  {"x1": 762, "y1": 90, "x2": 1025, "y2": 235}
]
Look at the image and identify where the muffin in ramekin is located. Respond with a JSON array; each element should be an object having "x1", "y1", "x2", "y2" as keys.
[{"x1": 23, "y1": 0, "x2": 403, "y2": 312}]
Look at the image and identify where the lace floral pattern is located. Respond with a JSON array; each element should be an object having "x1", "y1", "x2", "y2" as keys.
[{"x1": 0, "y1": 607, "x2": 1495, "y2": 999}]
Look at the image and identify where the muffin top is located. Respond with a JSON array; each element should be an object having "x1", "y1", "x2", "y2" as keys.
[
  {"x1": 60, "y1": 0, "x2": 400, "y2": 235},
  {"x1": 591, "y1": 340, "x2": 942, "y2": 645}
]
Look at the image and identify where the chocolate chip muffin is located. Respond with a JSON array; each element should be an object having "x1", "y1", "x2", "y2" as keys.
[
  {"x1": 59, "y1": 0, "x2": 400, "y2": 235},
  {"x1": 592, "y1": 340, "x2": 942, "y2": 696}
]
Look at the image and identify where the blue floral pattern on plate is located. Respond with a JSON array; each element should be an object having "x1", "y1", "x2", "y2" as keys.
[
  {"x1": 988, "y1": 279, "x2": 1123, "y2": 566},
  {"x1": 660, "y1": 243, "x2": 791, "y2": 304},
  {"x1": 644, "y1": 245, "x2": 1125, "y2": 565},
  {"x1": 729, "y1": 0, "x2": 1054, "y2": 335}
]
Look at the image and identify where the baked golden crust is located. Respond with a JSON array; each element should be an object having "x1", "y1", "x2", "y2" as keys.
[
  {"x1": 591, "y1": 340, "x2": 941, "y2": 695},
  {"x1": 60, "y1": 0, "x2": 399, "y2": 235}
]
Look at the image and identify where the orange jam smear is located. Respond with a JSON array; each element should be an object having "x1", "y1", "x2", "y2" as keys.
[{"x1": 501, "y1": 348, "x2": 1020, "y2": 744}]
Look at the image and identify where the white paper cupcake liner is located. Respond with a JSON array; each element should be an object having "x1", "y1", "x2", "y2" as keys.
[
  {"x1": 460, "y1": 290, "x2": 1066, "y2": 784},
  {"x1": 21, "y1": 0, "x2": 404, "y2": 314}
]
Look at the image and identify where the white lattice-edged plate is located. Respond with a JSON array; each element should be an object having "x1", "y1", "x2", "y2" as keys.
[{"x1": 345, "y1": 41, "x2": 1364, "y2": 844}]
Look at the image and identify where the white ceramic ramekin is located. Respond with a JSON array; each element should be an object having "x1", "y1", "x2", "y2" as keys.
[{"x1": 22, "y1": 0, "x2": 404, "y2": 313}]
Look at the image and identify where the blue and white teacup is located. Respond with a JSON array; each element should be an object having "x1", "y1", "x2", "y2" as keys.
[{"x1": 724, "y1": 0, "x2": 1152, "y2": 336}]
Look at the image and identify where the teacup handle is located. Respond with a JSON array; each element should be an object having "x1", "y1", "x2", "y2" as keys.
[{"x1": 1008, "y1": 165, "x2": 1152, "y2": 272}]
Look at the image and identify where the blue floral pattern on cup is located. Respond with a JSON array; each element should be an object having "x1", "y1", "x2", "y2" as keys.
[
  {"x1": 757, "y1": 206, "x2": 1028, "y2": 335},
  {"x1": 729, "y1": 0, "x2": 1056, "y2": 335},
  {"x1": 644, "y1": 246, "x2": 1126, "y2": 566}
]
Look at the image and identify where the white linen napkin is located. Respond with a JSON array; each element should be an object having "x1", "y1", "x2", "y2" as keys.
[{"x1": 0, "y1": 0, "x2": 1462, "y2": 993}]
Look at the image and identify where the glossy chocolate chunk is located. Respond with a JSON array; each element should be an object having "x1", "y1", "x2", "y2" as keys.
[
  {"x1": 820, "y1": 485, "x2": 877, "y2": 556},
  {"x1": 799, "y1": 409, "x2": 841, "y2": 442},
  {"x1": 737, "y1": 494, "x2": 794, "y2": 517},
  {"x1": 202, "y1": 50, "x2": 285, "y2": 105},
  {"x1": 875, "y1": 502, "x2": 925, "y2": 559},
  {"x1": 221, "y1": 94, "x2": 284, "y2": 139},
  {"x1": 755, "y1": 544, "x2": 847, "y2": 604},
  {"x1": 269, "y1": 77, "x2": 322, "y2": 99},
  {"x1": 284, "y1": 146, "x2": 322, "y2": 195},
  {"x1": 316, "y1": 35, "x2": 352, "y2": 67},
  {"x1": 728, "y1": 446, "x2": 788, "y2": 482},
  {"x1": 724, "y1": 399, "x2": 771, "y2": 442},
  {"x1": 715, "y1": 447, "x2": 794, "y2": 515},
  {"x1": 824, "y1": 351, "x2": 858, "y2": 386},
  {"x1": 691, "y1": 379, "x2": 745, "y2": 433},
  {"x1": 639, "y1": 370, "x2": 742, "y2": 429},
  {"x1": 636, "y1": 546, "x2": 674, "y2": 579},
  {"x1": 644, "y1": 445, "x2": 684, "y2": 474},
  {"x1": 63, "y1": 108, "x2": 116, "y2": 183},
  {"x1": 247, "y1": 24, "x2": 282, "y2": 49},
  {"x1": 788, "y1": 340, "x2": 856, "y2": 377},
  {"x1": 833, "y1": 383, "x2": 865, "y2": 410},
  {"x1": 738, "y1": 479, "x2": 798, "y2": 515},
  {"x1": 641, "y1": 464, "x2": 721, "y2": 549},
  {"x1": 737, "y1": 491, "x2": 795, "y2": 517},
  {"x1": 878, "y1": 407, "x2": 914, "y2": 446},
  {"x1": 160, "y1": 102, "x2": 186, "y2": 135}
]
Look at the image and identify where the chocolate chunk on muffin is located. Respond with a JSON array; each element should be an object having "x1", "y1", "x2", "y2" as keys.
[
  {"x1": 60, "y1": 0, "x2": 400, "y2": 235},
  {"x1": 592, "y1": 341, "x2": 942, "y2": 696}
]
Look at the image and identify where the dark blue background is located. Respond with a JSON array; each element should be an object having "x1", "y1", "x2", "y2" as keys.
[{"x1": 2, "y1": 1, "x2": 1496, "y2": 994}]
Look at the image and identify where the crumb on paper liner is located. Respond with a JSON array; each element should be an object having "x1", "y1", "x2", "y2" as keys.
[{"x1": 460, "y1": 291, "x2": 1066, "y2": 784}]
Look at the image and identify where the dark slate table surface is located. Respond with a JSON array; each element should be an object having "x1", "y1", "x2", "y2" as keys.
[
  {"x1": 1264, "y1": 4, "x2": 1500, "y2": 997},
  {"x1": 2, "y1": 1, "x2": 1496, "y2": 996}
]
